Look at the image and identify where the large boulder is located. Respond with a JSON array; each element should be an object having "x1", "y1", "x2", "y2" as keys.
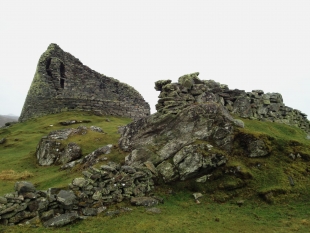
[{"x1": 119, "y1": 102, "x2": 236, "y2": 182}]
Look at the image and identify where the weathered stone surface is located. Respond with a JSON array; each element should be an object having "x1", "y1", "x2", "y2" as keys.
[
  {"x1": 248, "y1": 140, "x2": 269, "y2": 158},
  {"x1": 89, "y1": 126, "x2": 104, "y2": 133},
  {"x1": 72, "y1": 177, "x2": 89, "y2": 188},
  {"x1": 82, "y1": 207, "x2": 98, "y2": 216},
  {"x1": 19, "y1": 43, "x2": 150, "y2": 122},
  {"x1": 120, "y1": 102, "x2": 235, "y2": 153},
  {"x1": 130, "y1": 197, "x2": 159, "y2": 207},
  {"x1": 233, "y1": 119, "x2": 245, "y2": 128},
  {"x1": 36, "y1": 139, "x2": 61, "y2": 166},
  {"x1": 146, "y1": 207, "x2": 161, "y2": 214},
  {"x1": 57, "y1": 190, "x2": 77, "y2": 206},
  {"x1": 14, "y1": 181, "x2": 36, "y2": 195},
  {"x1": 43, "y1": 212, "x2": 80, "y2": 228},
  {"x1": 156, "y1": 161, "x2": 178, "y2": 183},
  {"x1": 232, "y1": 97, "x2": 252, "y2": 118},
  {"x1": 0, "y1": 138, "x2": 6, "y2": 144},
  {"x1": 0, "y1": 196, "x2": 7, "y2": 204},
  {"x1": 58, "y1": 142, "x2": 81, "y2": 165}
]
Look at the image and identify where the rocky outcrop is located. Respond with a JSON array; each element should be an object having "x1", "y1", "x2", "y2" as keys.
[
  {"x1": 154, "y1": 73, "x2": 309, "y2": 133},
  {"x1": 119, "y1": 95, "x2": 241, "y2": 182},
  {"x1": 119, "y1": 73, "x2": 298, "y2": 183},
  {"x1": 36, "y1": 126, "x2": 111, "y2": 168},
  {"x1": 0, "y1": 162, "x2": 155, "y2": 226},
  {"x1": 19, "y1": 43, "x2": 150, "y2": 122}
]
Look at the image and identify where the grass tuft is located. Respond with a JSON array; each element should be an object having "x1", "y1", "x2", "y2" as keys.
[{"x1": 0, "y1": 170, "x2": 34, "y2": 180}]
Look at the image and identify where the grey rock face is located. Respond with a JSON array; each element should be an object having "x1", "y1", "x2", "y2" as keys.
[
  {"x1": 248, "y1": 140, "x2": 269, "y2": 157},
  {"x1": 36, "y1": 139, "x2": 60, "y2": 166},
  {"x1": 56, "y1": 190, "x2": 77, "y2": 206},
  {"x1": 58, "y1": 142, "x2": 82, "y2": 165},
  {"x1": 130, "y1": 197, "x2": 159, "y2": 207},
  {"x1": 156, "y1": 161, "x2": 178, "y2": 182},
  {"x1": 15, "y1": 181, "x2": 36, "y2": 195},
  {"x1": 43, "y1": 212, "x2": 80, "y2": 227},
  {"x1": 119, "y1": 100, "x2": 234, "y2": 182}
]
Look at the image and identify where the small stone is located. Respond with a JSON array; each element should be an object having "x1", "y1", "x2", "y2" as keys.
[
  {"x1": 0, "y1": 196, "x2": 7, "y2": 204},
  {"x1": 193, "y1": 192, "x2": 203, "y2": 200},
  {"x1": 196, "y1": 175, "x2": 207, "y2": 183},
  {"x1": 236, "y1": 200, "x2": 244, "y2": 207},
  {"x1": 130, "y1": 197, "x2": 159, "y2": 207},
  {"x1": 90, "y1": 126, "x2": 104, "y2": 133},
  {"x1": 0, "y1": 138, "x2": 6, "y2": 144},
  {"x1": 146, "y1": 207, "x2": 161, "y2": 214},
  {"x1": 233, "y1": 119, "x2": 244, "y2": 128}
]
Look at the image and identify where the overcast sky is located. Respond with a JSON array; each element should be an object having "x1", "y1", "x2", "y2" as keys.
[{"x1": 1, "y1": 0, "x2": 309, "y2": 119}]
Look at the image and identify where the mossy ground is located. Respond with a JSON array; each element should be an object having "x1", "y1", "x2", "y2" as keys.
[{"x1": 1, "y1": 112, "x2": 310, "y2": 232}]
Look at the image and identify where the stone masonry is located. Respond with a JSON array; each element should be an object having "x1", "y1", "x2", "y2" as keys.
[
  {"x1": 155, "y1": 72, "x2": 310, "y2": 133},
  {"x1": 19, "y1": 44, "x2": 150, "y2": 122},
  {"x1": 0, "y1": 163, "x2": 156, "y2": 226}
]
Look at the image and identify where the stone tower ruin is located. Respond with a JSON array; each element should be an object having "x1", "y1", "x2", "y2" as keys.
[{"x1": 19, "y1": 44, "x2": 150, "y2": 121}]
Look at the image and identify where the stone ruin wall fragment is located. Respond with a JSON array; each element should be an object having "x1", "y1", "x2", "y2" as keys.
[
  {"x1": 155, "y1": 72, "x2": 310, "y2": 133},
  {"x1": 19, "y1": 44, "x2": 150, "y2": 122}
]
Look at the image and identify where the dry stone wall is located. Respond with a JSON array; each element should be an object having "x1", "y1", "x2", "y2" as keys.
[
  {"x1": 0, "y1": 163, "x2": 156, "y2": 226},
  {"x1": 19, "y1": 44, "x2": 150, "y2": 122},
  {"x1": 155, "y1": 72, "x2": 310, "y2": 133}
]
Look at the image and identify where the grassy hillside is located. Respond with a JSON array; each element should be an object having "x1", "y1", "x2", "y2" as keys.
[
  {"x1": 0, "y1": 111, "x2": 131, "y2": 194},
  {"x1": 1, "y1": 111, "x2": 310, "y2": 232}
]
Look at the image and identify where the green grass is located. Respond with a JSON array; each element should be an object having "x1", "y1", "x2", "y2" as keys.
[
  {"x1": 0, "y1": 111, "x2": 131, "y2": 194},
  {"x1": 1, "y1": 191, "x2": 310, "y2": 233},
  {"x1": 1, "y1": 112, "x2": 310, "y2": 232}
]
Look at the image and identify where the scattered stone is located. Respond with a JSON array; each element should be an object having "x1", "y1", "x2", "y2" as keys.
[
  {"x1": 130, "y1": 197, "x2": 159, "y2": 207},
  {"x1": 195, "y1": 175, "x2": 207, "y2": 183},
  {"x1": 146, "y1": 207, "x2": 161, "y2": 214},
  {"x1": 236, "y1": 200, "x2": 244, "y2": 207},
  {"x1": 288, "y1": 176, "x2": 295, "y2": 186},
  {"x1": 0, "y1": 138, "x2": 6, "y2": 144},
  {"x1": 289, "y1": 153, "x2": 296, "y2": 160},
  {"x1": 193, "y1": 193, "x2": 203, "y2": 200},
  {"x1": 90, "y1": 126, "x2": 104, "y2": 133},
  {"x1": 233, "y1": 119, "x2": 245, "y2": 128}
]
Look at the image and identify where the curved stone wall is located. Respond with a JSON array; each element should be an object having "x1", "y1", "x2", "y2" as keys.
[{"x1": 19, "y1": 44, "x2": 150, "y2": 122}]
